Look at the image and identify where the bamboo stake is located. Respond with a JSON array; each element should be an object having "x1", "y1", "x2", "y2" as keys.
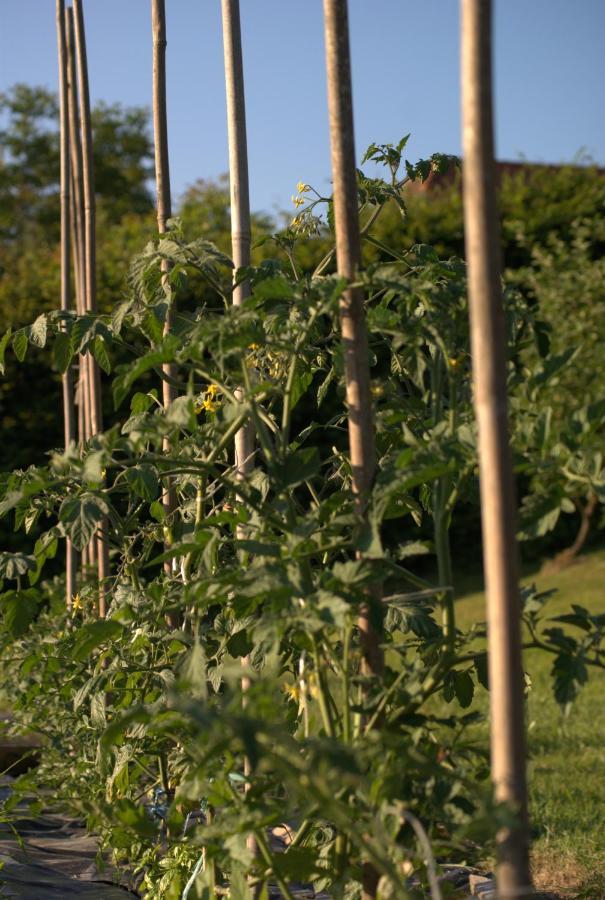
[
  {"x1": 56, "y1": 0, "x2": 77, "y2": 609},
  {"x1": 73, "y1": 0, "x2": 110, "y2": 616},
  {"x1": 66, "y1": 8, "x2": 92, "y2": 452},
  {"x1": 221, "y1": 0, "x2": 254, "y2": 484},
  {"x1": 322, "y1": 5, "x2": 382, "y2": 895},
  {"x1": 221, "y1": 0, "x2": 257, "y2": 865},
  {"x1": 460, "y1": 1, "x2": 532, "y2": 895},
  {"x1": 66, "y1": 5, "x2": 95, "y2": 581},
  {"x1": 322, "y1": 0, "x2": 382, "y2": 677},
  {"x1": 151, "y1": 0, "x2": 178, "y2": 591}
]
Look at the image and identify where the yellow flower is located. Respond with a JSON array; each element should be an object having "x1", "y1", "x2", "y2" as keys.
[
  {"x1": 195, "y1": 384, "x2": 221, "y2": 415},
  {"x1": 282, "y1": 682, "x2": 301, "y2": 703},
  {"x1": 72, "y1": 593, "x2": 83, "y2": 612},
  {"x1": 297, "y1": 182, "x2": 310, "y2": 194},
  {"x1": 291, "y1": 195, "x2": 305, "y2": 208},
  {"x1": 307, "y1": 671, "x2": 320, "y2": 700}
]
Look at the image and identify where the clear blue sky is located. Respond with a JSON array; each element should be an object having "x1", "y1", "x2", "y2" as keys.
[{"x1": 1, "y1": 1, "x2": 603, "y2": 216}]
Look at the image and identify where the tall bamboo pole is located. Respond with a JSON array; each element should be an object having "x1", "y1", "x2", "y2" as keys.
[
  {"x1": 461, "y1": 1, "x2": 532, "y2": 895},
  {"x1": 322, "y1": 4, "x2": 382, "y2": 896},
  {"x1": 66, "y1": 7, "x2": 91, "y2": 446},
  {"x1": 221, "y1": 0, "x2": 254, "y2": 492},
  {"x1": 73, "y1": 0, "x2": 109, "y2": 616},
  {"x1": 221, "y1": 0, "x2": 256, "y2": 863},
  {"x1": 66, "y1": 6, "x2": 93, "y2": 577},
  {"x1": 322, "y1": 0, "x2": 382, "y2": 677},
  {"x1": 151, "y1": 0, "x2": 178, "y2": 587},
  {"x1": 56, "y1": 0, "x2": 77, "y2": 608}
]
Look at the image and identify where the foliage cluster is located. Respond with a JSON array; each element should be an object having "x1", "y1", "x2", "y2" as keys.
[{"x1": 0, "y1": 136, "x2": 604, "y2": 897}]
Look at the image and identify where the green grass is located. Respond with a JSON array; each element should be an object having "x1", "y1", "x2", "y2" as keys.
[{"x1": 454, "y1": 548, "x2": 605, "y2": 898}]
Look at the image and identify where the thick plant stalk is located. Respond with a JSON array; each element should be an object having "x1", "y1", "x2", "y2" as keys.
[
  {"x1": 56, "y1": 0, "x2": 77, "y2": 608},
  {"x1": 151, "y1": 0, "x2": 178, "y2": 586},
  {"x1": 322, "y1": 0, "x2": 383, "y2": 679},
  {"x1": 221, "y1": 0, "x2": 256, "y2": 862},
  {"x1": 461, "y1": 1, "x2": 532, "y2": 895},
  {"x1": 73, "y1": 0, "x2": 110, "y2": 616}
]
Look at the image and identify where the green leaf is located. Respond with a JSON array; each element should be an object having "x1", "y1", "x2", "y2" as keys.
[
  {"x1": 111, "y1": 798, "x2": 157, "y2": 838},
  {"x1": 149, "y1": 499, "x2": 165, "y2": 523},
  {"x1": 59, "y1": 493, "x2": 109, "y2": 550},
  {"x1": 552, "y1": 653, "x2": 588, "y2": 709},
  {"x1": 29, "y1": 315, "x2": 47, "y2": 348},
  {"x1": 125, "y1": 464, "x2": 159, "y2": 501},
  {"x1": 83, "y1": 450, "x2": 105, "y2": 484},
  {"x1": 474, "y1": 653, "x2": 489, "y2": 690},
  {"x1": 53, "y1": 331, "x2": 72, "y2": 373},
  {"x1": 0, "y1": 552, "x2": 37, "y2": 582},
  {"x1": 93, "y1": 335, "x2": 111, "y2": 374},
  {"x1": 226, "y1": 629, "x2": 253, "y2": 658},
  {"x1": 12, "y1": 331, "x2": 28, "y2": 362},
  {"x1": 454, "y1": 670, "x2": 475, "y2": 708},
  {"x1": 166, "y1": 395, "x2": 195, "y2": 429},
  {"x1": 71, "y1": 315, "x2": 96, "y2": 354},
  {"x1": 530, "y1": 347, "x2": 578, "y2": 388},
  {"x1": 0, "y1": 328, "x2": 13, "y2": 375},
  {"x1": 0, "y1": 490, "x2": 24, "y2": 519},
  {"x1": 234, "y1": 539, "x2": 280, "y2": 558},
  {"x1": 289, "y1": 370, "x2": 313, "y2": 413},
  {"x1": 72, "y1": 620, "x2": 124, "y2": 661},
  {"x1": 317, "y1": 366, "x2": 335, "y2": 407},
  {"x1": 30, "y1": 530, "x2": 59, "y2": 586},
  {"x1": 275, "y1": 847, "x2": 318, "y2": 882},
  {"x1": 274, "y1": 446, "x2": 321, "y2": 490},
  {"x1": 112, "y1": 335, "x2": 179, "y2": 408},
  {"x1": 252, "y1": 275, "x2": 294, "y2": 301},
  {"x1": 131, "y1": 391, "x2": 156, "y2": 414},
  {"x1": 0, "y1": 588, "x2": 40, "y2": 637},
  {"x1": 179, "y1": 639, "x2": 207, "y2": 697}
]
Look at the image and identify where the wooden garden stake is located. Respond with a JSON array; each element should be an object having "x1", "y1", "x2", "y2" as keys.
[
  {"x1": 322, "y1": 0, "x2": 382, "y2": 679},
  {"x1": 151, "y1": 0, "x2": 179, "y2": 590},
  {"x1": 221, "y1": 0, "x2": 257, "y2": 862},
  {"x1": 66, "y1": 6, "x2": 90, "y2": 576},
  {"x1": 56, "y1": 0, "x2": 77, "y2": 608},
  {"x1": 323, "y1": 3, "x2": 382, "y2": 895},
  {"x1": 66, "y1": 7, "x2": 92, "y2": 457},
  {"x1": 73, "y1": 0, "x2": 110, "y2": 615},
  {"x1": 461, "y1": 0, "x2": 533, "y2": 895}
]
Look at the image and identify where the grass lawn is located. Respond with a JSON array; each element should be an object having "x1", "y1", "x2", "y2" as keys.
[{"x1": 454, "y1": 547, "x2": 605, "y2": 899}]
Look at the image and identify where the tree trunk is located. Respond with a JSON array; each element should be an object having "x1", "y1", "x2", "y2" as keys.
[
  {"x1": 544, "y1": 493, "x2": 598, "y2": 572},
  {"x1": 461, "y1": 0, "x2": 533, "y2": 895}
]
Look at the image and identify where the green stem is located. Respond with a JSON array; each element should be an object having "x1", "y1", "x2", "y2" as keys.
[
  {"x1": 434, "y1": 486, "x2": 455, "y2": 650},
  {"x1": 157, "y1": 753, "x2": 169, "y2": 795},
  {"x1": 281, "y1": 354, "x2": 298, "y2": 445},
  {"x1": 342, "y1": 625, "x2": 352, "y2": 745},
  {"x1": 311, "y1": 636, "x2": 335, "y2": 738}
]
